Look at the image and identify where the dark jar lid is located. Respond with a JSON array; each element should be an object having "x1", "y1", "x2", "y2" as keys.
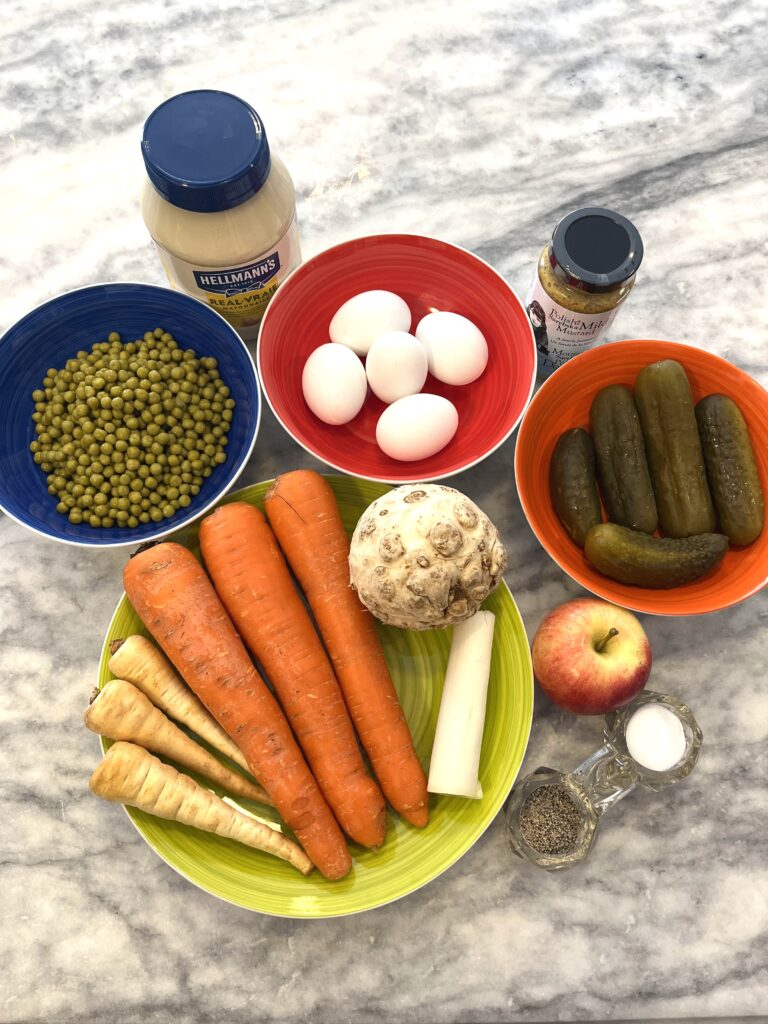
[
  {"x1": 141, "y1": 90, "x2": 271, "y2": 213},
  {"x1": 549, "y1": 207, "x2": 643, "y2": 293}
]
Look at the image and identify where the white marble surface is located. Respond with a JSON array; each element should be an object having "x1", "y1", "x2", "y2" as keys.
[{"x1": 1, "y1": 1, "x2": 767, "y2": 1022}]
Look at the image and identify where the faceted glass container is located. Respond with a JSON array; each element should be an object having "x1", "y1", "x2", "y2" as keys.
[{"x1": 506, "y1": 691, "x2": 702, "y2": 871}]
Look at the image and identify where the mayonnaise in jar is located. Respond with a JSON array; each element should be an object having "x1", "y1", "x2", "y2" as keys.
[{"x1": 141, "y1": 90, "x2": 301, "y2": 342}]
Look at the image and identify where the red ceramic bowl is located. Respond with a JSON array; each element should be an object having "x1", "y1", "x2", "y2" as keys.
[
  {"x1": 257, "y1": 234, "x2": 536, "y2": 482},
  {"x1": 515, "y1": 339, "x2": 768, "y2": 615}
]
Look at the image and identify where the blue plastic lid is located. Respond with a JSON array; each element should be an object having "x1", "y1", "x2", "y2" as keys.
[{"x1": 141, "y1": 90, "x2": 271, "y2": 213}]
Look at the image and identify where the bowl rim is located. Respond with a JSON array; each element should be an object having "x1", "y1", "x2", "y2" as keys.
[
  {"x1": 256, "y1": 232, "x2": 537, "y2": 484},
  {"x1": 0, "y1": 280, "x2": 261, "y2": 548},
  {"x1": 514, "y1": 337, "x2": 768, "y2": 616}
]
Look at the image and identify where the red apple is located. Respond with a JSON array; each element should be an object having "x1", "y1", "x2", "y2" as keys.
[{"x1": 531, "y1": 598, "x2": 651, "y2": 715}]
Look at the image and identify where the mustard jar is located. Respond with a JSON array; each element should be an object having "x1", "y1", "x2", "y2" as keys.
[{"x1": 526, "y1": 207, "x2": 643, "y2": 378}]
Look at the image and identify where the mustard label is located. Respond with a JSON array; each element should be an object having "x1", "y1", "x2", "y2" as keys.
[
  {"x1": 526, "y1": 273, "x2": 626, "y2": 379},
  {"x1": 153, "y1": 216, "x2": 301, "y2": 342}
]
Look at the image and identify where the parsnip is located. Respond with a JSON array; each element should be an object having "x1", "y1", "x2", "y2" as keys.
[
  {"x1": 427, "y1": 611, "x2": 496, "y2": 799},
  {"x1": 108, "y1": 635, "x2": 252, "y2": 773},
  {"x1": 89, "y1": 742, "x2": 312, "y2": 875},
  {"x1": 85, "y1": 680, "x2": 273, "y2": 806}
]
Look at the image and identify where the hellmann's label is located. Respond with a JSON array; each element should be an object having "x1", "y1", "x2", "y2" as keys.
[
  {"x1": 152, "y1": 215, "x2": 301, "y2": 342},
  {"x1": 525, "y1": 273, "x2": 627, "y2": 379},
  {"x1": 193, "y1": 254, "x2": 281, "y2": 292}
]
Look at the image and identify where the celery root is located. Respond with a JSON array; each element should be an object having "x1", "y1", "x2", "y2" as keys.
[
  {"x1": 108, "y1": 635, "x2": 252, "y2": 773},
  {"x1": 86, "y1": 680, "x2": 273, "y2": 805},
  {"x1": 427, "y1": 611, "x2": 496, "y2": 798},
  {"x1": 89, "y1": 742, "x2": 312, "y2": 875}
]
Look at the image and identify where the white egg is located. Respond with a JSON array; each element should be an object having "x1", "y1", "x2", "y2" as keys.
[
  {"x1": 301, "y1": 344, "x2": 367, "y2": 425},
  {"x1": 365, "y1": 331, "x2": 428, "y2": 404},
  {"x1": 415, "y1": 311, "x2": 488, "y2": 386},
  {"x1": 376, "y1": 393, "x2": 459, "y2": 462},
  {"x1": 329, "y1": 291, "x2": 412, "y2": 356}
]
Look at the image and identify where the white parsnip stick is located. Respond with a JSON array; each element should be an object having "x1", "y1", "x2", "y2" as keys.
[
  {"x1": 108, "y1": 635, "x2": 252, "y2": 773},
  {"x1": 89, "y1": 742, "x2": 312, "y2": 875},
  {"x1": 85, "y1": 680, "x2": 273, "y2": 805}
]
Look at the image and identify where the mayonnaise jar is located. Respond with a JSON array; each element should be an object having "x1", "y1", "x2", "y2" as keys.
[{"x1": 141, "y1": 90, "x2": 301, "y2": 342}]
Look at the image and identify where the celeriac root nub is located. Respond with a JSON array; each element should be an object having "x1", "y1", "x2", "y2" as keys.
[
  {"x1": 427, "y1": 610, "x2": 496, "y2": 799},
  {"x1": 108, "y1": 635, "x2": 253, "y2": 774},
  {"x1": 85, "y1": 680, "x2": 273, "y2": 805},
  {"x1": 89, "y1": 742, "x2": 312, "y2": 875}
]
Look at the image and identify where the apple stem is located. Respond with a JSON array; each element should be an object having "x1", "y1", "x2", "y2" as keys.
[{"x1": 595, "y1": 627, "x2": 620, "y2": 654}]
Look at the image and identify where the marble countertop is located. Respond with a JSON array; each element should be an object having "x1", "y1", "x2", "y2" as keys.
[{"x1": 2, "y1": 1, "x2": 767, "y2": 1021}]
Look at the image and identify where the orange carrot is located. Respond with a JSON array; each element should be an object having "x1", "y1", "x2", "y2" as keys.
[
  {"x1": 265, "y1": 471, "x2": 429, "y2": 828},
  {"x1": 123, "y1": 542, "x2": 351, "y2": 880},
  {"x1": 199, "y1": 502, "x2": 387, "y2": 848}
]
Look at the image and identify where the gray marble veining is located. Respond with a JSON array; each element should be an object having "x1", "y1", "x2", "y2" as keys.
[{"x1": 1, "y1": 0, "x2": 767, "y2": 1021}]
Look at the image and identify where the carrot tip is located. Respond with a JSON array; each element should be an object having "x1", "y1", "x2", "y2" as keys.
[{"x1": 400, "y1": 806, "x2": 429, "y2": 828}]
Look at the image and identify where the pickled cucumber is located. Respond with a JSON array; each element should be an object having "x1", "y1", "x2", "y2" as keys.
[
  {"x1": 584, "y1": 523, "x2": 728, "y2": 588},
  {"x1": 634, "y1": 359, "x2": 716, "y2": 537},
  {"x1": 696, "y1": 394, "x2": 764, "y2": 546},
  {"x1": 590, "y1": 384, "x2": 658, "y2": 533},
  {"x1": 549, "y1": 428, "x2": 602, "y2": 547}
]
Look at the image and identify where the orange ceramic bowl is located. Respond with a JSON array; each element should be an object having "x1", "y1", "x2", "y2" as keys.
[{"x1": 515, "y1": 339, "x2": 768, "y2": 615}]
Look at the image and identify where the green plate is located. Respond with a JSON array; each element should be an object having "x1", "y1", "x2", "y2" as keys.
[{"x1": 97, "y1": 475, "x2": 533, "y2": 918}]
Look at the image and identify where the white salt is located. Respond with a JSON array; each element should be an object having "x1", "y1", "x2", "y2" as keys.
[{"x1": 625, "y1": 704, "x2": 687, "y2": 772}]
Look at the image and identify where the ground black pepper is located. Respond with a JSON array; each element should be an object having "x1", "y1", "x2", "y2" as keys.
[{"x1": 519, "y1": 785, "x2": 581, "y2": 855}]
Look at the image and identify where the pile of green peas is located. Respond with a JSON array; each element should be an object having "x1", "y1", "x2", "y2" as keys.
[{"x1": 29, "y1": 328, "x2": 234, "y2": 528}]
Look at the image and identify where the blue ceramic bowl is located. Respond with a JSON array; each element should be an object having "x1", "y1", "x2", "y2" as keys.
[{"x1": 0, "y1": 283, "x2": 260, "y2": 547}]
